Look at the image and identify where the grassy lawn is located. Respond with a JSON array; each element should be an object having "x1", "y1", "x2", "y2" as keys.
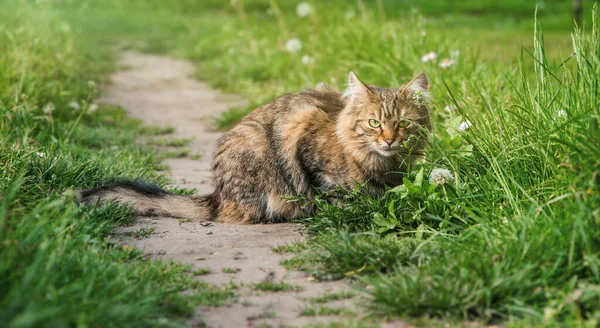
[{"x1": 1, "y1": 0, "x2": 599, "y2": 327}]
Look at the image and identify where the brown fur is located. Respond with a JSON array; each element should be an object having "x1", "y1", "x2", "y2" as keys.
[{"x1": 79, "y1": 72, "x2": 432, "y2": 224}]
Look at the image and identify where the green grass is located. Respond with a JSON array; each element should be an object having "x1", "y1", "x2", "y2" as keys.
[
  {"x1": 253, "y1": 281, "x2": 303, "y2": 292},
  {"x1": 159, "y1": 148, "x2": 190, "y2": 159},
  {"x1": 132, "y1": 226, "x2": 156, "y2": 238},
  {"x1": 192, "y1": 267, "x2": 212, "y2": 276},
  {"x1": 148, "y1": 137, "x2": 193, "y2": 147},
  {"x1": 140, "y1": 126, "x2": 175, "y2": 136},
  {"x1": 0, "y1": 1, "x2": 230, "y2": 326},
  {"x1": 300, "y1": 305, "x2": 354, "y2": 317},
  {"x1": 309, "y1": 292, "x2": 356, "y2": 304},
  {"x1": 222, "y1": 267, "x2": 241, "y2": 274},
  {"x1": 2, "y1": 0, "x2": 600, "y2": 326}
]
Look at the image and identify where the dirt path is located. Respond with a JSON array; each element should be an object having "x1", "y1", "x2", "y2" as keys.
[{"x1": 98, "y1": 52, "x2": 379, "y2": 328}]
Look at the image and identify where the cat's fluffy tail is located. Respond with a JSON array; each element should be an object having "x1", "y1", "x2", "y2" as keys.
[{"x1": 77, "y1": 180, "x2": 214, "y2": 220}]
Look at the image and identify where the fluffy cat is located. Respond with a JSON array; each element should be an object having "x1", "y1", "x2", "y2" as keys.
[{"x1": 79, "y1": 72, "x2": 432, "y2": 223}]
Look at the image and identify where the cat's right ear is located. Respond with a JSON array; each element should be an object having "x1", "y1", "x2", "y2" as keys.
[{"x1": 343, "y1": 71, "x2": 372, "y2": 102}]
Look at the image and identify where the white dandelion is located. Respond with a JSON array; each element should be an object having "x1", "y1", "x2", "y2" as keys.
[
  {"x1": 420, "y1": 51, "x2": 437, "y2": 63},
  {"x1": 285, "y1": 38, "x2": 302, "y2": 53},
  {"x1": 457, "y1": 120, "x2": 472, "y2": 132},
  {"x1": 429, "y1": 168, "x2": 454, "y2": 186},
  {"x1": 68, "y1": 100, "x2": 80, "y2": 110},
  {"x1": 439, "y1": 58, "x2": 454, "y2": 69},
  {"x1": 537, "y1": 1, "x2": 546, "y2": 10},
  {"x1": 444, "y1": 104, "x2": 457, "y2": 112},
  {"x1": 301, "y1": 55, "x2": 315, "y2": 65},
  {"x1": 555, "y1": 109, "x2": 567, "y2": 119},
  {"x1": 42, "y1": 102, "x2": 55, "y2": 114},
  {"x1": 296, "y1": 2, "x2": 313, "y2": 17},
  {"x1": 450, "y1": 49, "x2": 460, "y2": 60},
  {"x1": 344, "y1": 10, "x2": 356, "y2": 20}
]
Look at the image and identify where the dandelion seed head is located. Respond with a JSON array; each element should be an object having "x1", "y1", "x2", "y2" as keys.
[
  {"x1": 458, "y1": 120, "x2": 472, "y2": 132},
  {"x1": 429, "y1": 168, "x2": 454, "y2": 186},
  {"x1": 296, "y1": 2, "x2": 312, "y2": 17},
  {"x1": 537, "y1": 1, "x2": 546, "y2": 10},
  {"x1": 444, "y1": 104, "x2": 457, "y2": 112},
  {"x1": 421, "y1": 51, "x2": 437, "y2": 63},
  {"x1": 555, "y1": 109, "x2": 567, "y2": 119},
  {"x1": 285, "y1": 38, "x2": 302, "y2": 53},
  {"x1": 42, "y1": 102, "x2": 55, "y2": 114},
  {"x1": 68, "y1": 101, "x2": 80, "y2": 110},
  {"x1": 301, "y1": 55, "x2": 315, "y2": 65}
]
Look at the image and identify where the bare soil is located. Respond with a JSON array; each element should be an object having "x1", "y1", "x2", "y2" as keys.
[{"x1": 98, "y1": 52, "x2": 406, "y2": 327}]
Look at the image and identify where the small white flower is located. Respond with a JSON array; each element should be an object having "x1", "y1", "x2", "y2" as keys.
[
  {"x1": 555, "y1": 109, "x2": 567, "y2": 119},
  {"x1": 88, "y1": 103, "x2": 98, "y2": 112},
  {"x1": 296, "y1": 2, "x2": 312, "y2": 17},
  {"x1": 457, "y1": 120, "x2": 472, "y2": 132},
  {"x1": 537, "y1": 1, "x2": 546, "y2": 10},
  {"x1": 420, "y1": 31, "x2": 427, "y2": 38},
  {"x1": 439, "y1": 58, "x2": 454, "y2": 69},
  {"x1": 450, "y1": 49, "x2": 460, "y2": 59},
  {"x1": 36, "y1": 152, "x2": 45, "y2": 158},
  {"x1": 68, "y1": 100, "x2": 80, "y2": 110},
  {"x1": 412, "y1": 90, "x2": 425, "y2": 104},
  {"x1": 42, "y1": 102, "x2": 55, "y2": 114},
  {"x1": 420, "y1": 51, "x2": 437, "y2": 63},
  {"x1": 443, "y1": 104, "x2": 457, "y2": 112},
  {"x1": 285, "y1": 38, "x2": 302, "y2": 53},
  {"x1": 301, "y1": 55, "x2": 315, "y2": 65},
  {"x1": 429, "y1": 168, "x2": 454, "y2": 186}
]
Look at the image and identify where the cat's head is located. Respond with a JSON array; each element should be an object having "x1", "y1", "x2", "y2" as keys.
[{"x1": 337, "y1": 72, "x2": 432, "y2": 161}]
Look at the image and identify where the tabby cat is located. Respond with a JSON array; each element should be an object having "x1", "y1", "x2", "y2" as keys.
[{"x1": 79, "y1": 72, "x2": 432, "y2": 224}]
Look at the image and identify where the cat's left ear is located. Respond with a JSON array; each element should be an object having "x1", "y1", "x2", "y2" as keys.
[
  {"x1": 343, "y1": 71, "x2": 373, "y2": 102},
  {"x1": 402, "y1": 72, "x2": 429, "y2": 94}
]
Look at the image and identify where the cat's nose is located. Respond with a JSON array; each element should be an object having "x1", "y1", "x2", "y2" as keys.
[{"x1": 383, "y1": 139, "x2": 394, "y2": 147}]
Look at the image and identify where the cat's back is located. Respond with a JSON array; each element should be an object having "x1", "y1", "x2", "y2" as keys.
[
  {"x1": 241, "y1": 84, "x2": 345, "y2": 126},
  {"x1": 214, "y1": 84, "x2": 344, "y2": 176}
]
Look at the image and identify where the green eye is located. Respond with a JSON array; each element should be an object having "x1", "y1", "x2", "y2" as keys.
[
  {"x1": 399, "y1": 119, "x2": 411, "y2": 128},
  {"x1": 368, "y1": 119, "x2": 381, "y2": 128}
]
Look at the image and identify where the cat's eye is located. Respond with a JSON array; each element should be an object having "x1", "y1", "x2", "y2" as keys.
[
  {"x1": 368, "y1": 119, "x2": 381, "y2": 128},
  {"x1": 398, "y1": 119, "x2": 411, "y2": 128}
]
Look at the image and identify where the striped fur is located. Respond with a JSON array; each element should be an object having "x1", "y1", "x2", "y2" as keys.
[{"x1": 79, "y1": 72, "x2": 432, "y2": 224}]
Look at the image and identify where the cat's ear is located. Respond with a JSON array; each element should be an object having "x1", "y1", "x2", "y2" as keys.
[
  {"x1": 402, "y1": 72, "x2": 429, "y2": 94},
  {"x1": 343, "y1": 71, "x2": 372, "y2": 102}
]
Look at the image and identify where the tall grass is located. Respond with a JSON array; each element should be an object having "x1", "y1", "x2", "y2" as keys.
[
  {"x1": 0, "y1": 2, "x2": 232, "y2": 327},
  {"x1": 292, "y1": 5, "x2": 600, "y2": 325}
]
